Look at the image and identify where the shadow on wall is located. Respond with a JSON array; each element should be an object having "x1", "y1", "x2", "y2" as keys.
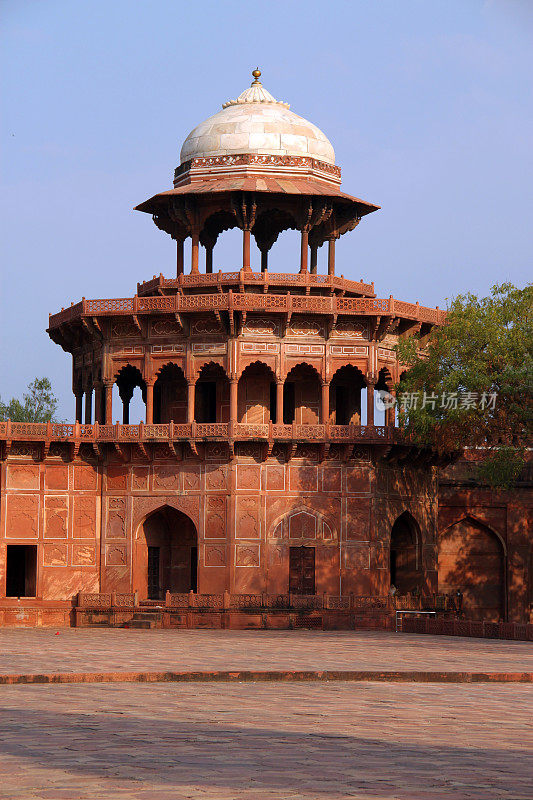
[{"x1": 438, "y1": 516, "x2": 505, "y2": 621}]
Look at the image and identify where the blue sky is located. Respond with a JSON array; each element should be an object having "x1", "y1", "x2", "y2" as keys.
[{"x1": 1, "y1": 0, "x2": 532, "y2": 419}]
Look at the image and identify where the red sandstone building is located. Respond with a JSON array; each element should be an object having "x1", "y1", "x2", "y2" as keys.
[{"x1": 0, "y1": 72, "x2": 530, "y2": 628}]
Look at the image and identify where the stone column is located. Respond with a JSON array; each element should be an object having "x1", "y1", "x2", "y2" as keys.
[
  {"x1": 310, "y1": 243, "x2": 318, "y2": 275},
  {"x1": 366, "y1": 382, "x2": 375, "y2": 426},
  {"x1": 84, "y1": 388, "x2": 92, "y2": 424},
  {"x1": 327, "y1": 236, "x2": 336, "y2": 276},
  {"x1": 75, "y1": 392, "x2": 83, "y2": 423},
  {"x1": 176, "y1": 238, "x2": 184, "y2": 277},
  {"x1": 276, "y1": 380, "x2": 284, "y2": 424},
  {"x1": 229, "y1": 378, "x2": 238, "y2": 424},
  {"x1": 104, "y1": 381, "x2": 113, "y2": 424},
  {"x1": 321, "y1": 382, "x2": 330, "y2": 424},
  {"x1": 145, "y1": 381, "x2": 154, "y2": 425},
  {"x1": 187, "y1": 380, "x2": 196, "y2": 424},
  {"x1": 243, "y1": 228, "x2": 251, "y2": 271},
  {"x1": 191, "y1": 230, "x2": 200, "y2": 274},
  {"x1": 260, "y1": 249, "x2": 268, "y2": 273},
  {"x1": 300, "y1": 229, "x2": 309, "y2": 273}
]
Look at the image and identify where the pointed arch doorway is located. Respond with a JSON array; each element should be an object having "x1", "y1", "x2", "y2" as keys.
[{"x1": 136, "y1": 506, "x2": 198, "y2": 600}]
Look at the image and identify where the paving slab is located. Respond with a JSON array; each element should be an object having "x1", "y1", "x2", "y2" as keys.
[
  {"x1": 0, "y1": 629, "x2": 531, "y2": 678},
  {"x1": 0, "y1": 681, "x2": 531, "y2": 799}
]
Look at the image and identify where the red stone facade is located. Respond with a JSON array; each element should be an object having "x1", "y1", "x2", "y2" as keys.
[{"x1": 1, "y1": 74, "x2": 530, "y2": 627}]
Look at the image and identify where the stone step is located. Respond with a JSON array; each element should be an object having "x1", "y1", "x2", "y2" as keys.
[{"x1": 126, "y1": 620, "x2": 156, "y2": 629}]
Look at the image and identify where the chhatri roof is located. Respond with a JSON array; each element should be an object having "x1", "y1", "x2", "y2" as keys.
[{"x1": 179, "y1": 69, "x2": 335, "y2": 166}]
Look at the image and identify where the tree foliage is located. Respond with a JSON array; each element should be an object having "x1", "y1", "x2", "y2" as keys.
[
  {"x1": 0, "y1": 378, "x2": 60, "y2": 423},
  {"x1": 394, "y1": 283, "x2": 533, "y2": 488}
]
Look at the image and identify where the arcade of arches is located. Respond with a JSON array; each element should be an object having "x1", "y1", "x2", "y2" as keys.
[{"x1": 77, "y1": 362, "x2": 392, "y2": 427}]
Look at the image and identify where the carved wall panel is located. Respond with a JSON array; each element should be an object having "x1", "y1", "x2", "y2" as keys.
[
  {"x1": 345, "y1": 499, "x2": 371, "y2": 541},
  {"x1": 153, "y1": 466, "x2": 179, "y2": 491},
  {"x1": 107, "y1": 466, "x2": 128, "y2": 491},
  {"x1": 265, "y1": 465, "x2": 285, "y2": 491},
  {"x1": 343, "y1": 543, "x2": 371, "y2": 571},
  {"x1": 44, "y1": 465, "x2": 69, "y2": 491},
  {"x1": 288, "y1": 318, "x2": 324, "y2": 337},
  {"x1": 111, "y1": 321, "x2": 139, "y2": 338},
  {"x1": 190, "y1": 317, "x2": 223, "y2": 336},
  {"x1": 44, "y1": 496, "x2": 68, "y2": 539},
  {"x1": 346, "y1": 467, "x2": 371, "y2": 494},
  {"x1": 131, "y1": 467, "x2": 149, "y2": 491},
  {"x1": 73, "y1": 496, "x2": 97, "y2": 539},
  {"x1": 236, "y1": 464, "x2": 261, "y2": 490},
  {"x1": 236, "y1": 544, "x2": 260, "y2": 567},
  {"x1": 151, "y1": 319, "x2": 184, "y2": 337},
  {"x1": 205, "y1": 496, "x2": 226, "y2": 539},
  {"x1": 289, "y1": 466, "x2": 318, "y2": 492},
  {"x1": 183, "y1": 468, "x2": 201, "y2": 491},
  {"x1": 72, "y1": 543, "x2": 96, "y2": 566},
  {"x1": 107, "y1": 497, "x2": 126, "y2": 538},
  {"x1": 43, "y1": 543, "x2": 68, "y2": 567},
  {"x1": 242, "y1": 317, "x2": 280, "y2": 336},
  {"x1": 204, "y1": 545, "x2": 226, "y2": 567},
  {"x1": 6, "y1": 495, "x2": 39, "y2": 538},
  {"x1": 106, "y1": 544, "x2": 127, "y2": 566},
  {"x1": 7, "y1": 465, "x2": 40, "y2": 490},
  {"x1": 205, "y1": 466, "x2": 227, "y2": 491},
  {"x1": 74, "y1": 465, "x2": 98, "y2": 490},
  {"x1": 334, "y1": 320, "x2": 368, "y2": 338},
  {"x1": 322, "y1": 467, "x2": 342, "y2": 492},
  {"x1": 236, "y1": 496, "x2": 260, "y2": 539}
]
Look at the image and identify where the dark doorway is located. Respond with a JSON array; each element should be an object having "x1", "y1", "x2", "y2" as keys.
[
  {"x1": 289, "y1": 546, "x2": 315, "y2": 594},
  {"x1": 195, "y1": 381, "x2": 217, "y2": 423},
  {"x1": 147, "y1": 546, "x2": 160, "y2": 600},
  {"x1": 140, "y1": 507, "x2": 198, "y2": 600},
  {"x1": 335, "y1": 385, "x2": 348, "y2": 424},
  {"x1": 269, "y1": 382, "x2": 277, "y2": 423},
  {"x1": 390, "y1": 512, "x2": 421, "y2": 594},
  {"x1": 6, "y1": 545, "x2": 37, "y2": 597},
  {"x1": 283, "y1": 382, "x2": 295, "y2": 423}
]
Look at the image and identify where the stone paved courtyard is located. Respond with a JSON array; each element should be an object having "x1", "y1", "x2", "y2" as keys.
[
  {"x1": 0, "y1": 629, "x2": 532, "y2": 675},
  {"x1": 0, "y1": 631, "x2": 531, "y2": 799},
  {"x1": 0, "y1": 681, "x2": 532, "y2": 799}
]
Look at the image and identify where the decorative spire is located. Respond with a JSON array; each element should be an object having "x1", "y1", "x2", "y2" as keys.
[{"x1": 222, "y1": 68, "x2": 290, "y2": 109}]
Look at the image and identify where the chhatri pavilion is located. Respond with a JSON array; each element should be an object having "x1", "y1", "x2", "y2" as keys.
[{"x1": 0, "y1": 71, "x2": 528, "y2": 629}]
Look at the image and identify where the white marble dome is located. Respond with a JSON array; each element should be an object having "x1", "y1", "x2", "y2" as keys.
[{"x1": 179, "y1": 71, "x2": 335, "y2": 166}]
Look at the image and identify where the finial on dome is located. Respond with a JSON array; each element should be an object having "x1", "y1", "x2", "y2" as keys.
[{"x1": 222, "y1": 70, "x2": 290, "y2": 109}]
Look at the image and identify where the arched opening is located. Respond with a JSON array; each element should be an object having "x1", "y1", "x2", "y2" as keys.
[
  {"x1": 330, "y1": 365, "x2": 366, "y2": 425},
  {"x1": 439, "y1": 517, "x2": 505, "y2": 621},
  {"x1": 154, "y1": 363, "x2": 187, "y2": 423},
  {"x1": 390, "y1": 512, "x2": 422, "y2": 594},
  {"x1": 195, "y1": 363, "x2": 229, "y2": 423},
  {"x1": 284, "y1": 364, "x2": 321, "y2": 424},
  {"x1": 375, "y1": 367, "x2": 394, "y2": 426},
  {"x1": 115, "y1": 365, "x2": 146, "y2": 424},
  {"x1": 238, "y1": 362, "x2": 276, "y2": 424},
  {"x1": 137, "y1": 506, "x2": 198, "y2": 600},
  {"x1": 252, "y1": 208, "x2": 297, "y2": 271}
]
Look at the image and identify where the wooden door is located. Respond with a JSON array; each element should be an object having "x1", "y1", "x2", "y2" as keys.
[{"x1": 289, "y1": 546, "x2": 315, "y2": 595}]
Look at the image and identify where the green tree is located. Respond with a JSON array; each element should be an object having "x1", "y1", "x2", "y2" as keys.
[
  {"x1": 394, "y1": 283, "x2": 533, "y2": 488},
  {"x1": 0, "y1": 378, "x2": 60, "y2": 423}
]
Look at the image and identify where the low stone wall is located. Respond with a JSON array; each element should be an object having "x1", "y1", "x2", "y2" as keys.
[
  {"x1": 401, "y1": 614, "x2": 533, "y2": 642},
  {"x1": 0, "y1": 602, "x2": 73, "y2": 628},
  {"x1": 75, "y1": 593, "x2": 396, "y2": 630}
]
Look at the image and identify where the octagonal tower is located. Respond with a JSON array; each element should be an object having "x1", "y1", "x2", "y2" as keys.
[{"x1": 1, "y1": 72, "x2": 446, "y2": 626}]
